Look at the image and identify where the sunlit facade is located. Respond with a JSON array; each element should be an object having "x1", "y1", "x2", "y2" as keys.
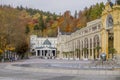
[
  {"x1": 30, "y1": 2, "x2": 120, "y2": 60},
  {"x1": 57, "y1": 19, "x2": 102, "y2": 60},
  {"x1": 57, "y1": 2, "x2": 120, "y2": 60}
]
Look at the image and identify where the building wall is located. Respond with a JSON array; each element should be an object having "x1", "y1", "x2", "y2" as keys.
[
  {"x1": 30, "y1": 35, "x2": 57, "y2": 53},
  {"x1": 57, "y1": 19, "x2": 102, "y2": 60},
  {"x1": 101, "y1": 3, "x2": 120, "y2": 59},
  {"x1": 30, "y1": 3, "x2": 120, "y2": 60},
  {"x1": 57, "y1": 3, "x2": 120, "y2": 60}
]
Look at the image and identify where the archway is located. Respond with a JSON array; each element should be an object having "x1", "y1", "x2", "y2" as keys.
[
  {"x1": 93, "y1": 35, "x2": 100, "y2": 59},
  {"x1": 90, "y1": 38, "x2": 92, "y2": 58},
  {"x1": 84, "y1": 38, "x2": 88, "y2": 59}
]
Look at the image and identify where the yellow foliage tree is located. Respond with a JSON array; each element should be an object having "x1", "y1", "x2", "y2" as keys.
[{"x1": 0, "y1": 49, "x2": 3, "y2": 54}]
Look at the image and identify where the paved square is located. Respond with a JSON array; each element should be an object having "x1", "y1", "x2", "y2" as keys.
[{"x1": 0, "y1": 59, "x2": 120, "y2": 80}]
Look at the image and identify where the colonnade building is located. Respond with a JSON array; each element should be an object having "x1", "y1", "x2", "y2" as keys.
[
  {"x1": 57, "y1": 2, "x2": 120, "y2": 60},
  {"x1": 57, "y1": 19, "x2": 102, "y2": 60},
  {"x1": 30, "y1": 2, "x2": 120, "y2": 60}
]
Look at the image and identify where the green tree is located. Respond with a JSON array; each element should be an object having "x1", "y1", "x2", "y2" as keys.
[
  {"x1": 75, "y1": 49, "x2": 80, "y2": 58},
  {"x1": 46, "y1": 15, "x2": 51, "y2": 23},
  {"x1": 95, "y1": 46, "x2": 101, "y2": 58},
  {"x1": 38, "y1": 15, "x2": 45, "y2": 36},
  {"x1": 109, "y1": 48, "x2": 117, "y2": 59},
  {"x1": 116, "y1": 0, "x2": 120, "y2": 5},
  {"x1": 34, "y1": 25, "x2": 39, "y2": 35},
  {"x1": 53, "y1": 12, "x2": 57, "y2": 20},
  {"x1": 25, "y1": 25, "x2": 30, "y2": 34},
  {"x1": 83, "y1": 48, "x2": 88, "y2": 58},
  {"x1": 63, "y1": 52, "x2": 68, "y2": 58},
  {"x1": 16, "y1": 41, "x2": 29, "y2": 59},
  {"x1": 69, "y1": 51, "x2": 74, "y2": 58}
]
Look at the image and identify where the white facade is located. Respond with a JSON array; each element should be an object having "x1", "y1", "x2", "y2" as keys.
[
  {"x1": 30, "y1": 35, "x2": 57, "y2": 59},
  {"x1": 57, "y1": 19, "x2": 102, "y2": 60}
]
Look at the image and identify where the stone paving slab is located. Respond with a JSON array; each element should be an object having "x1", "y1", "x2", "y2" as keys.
[
  {"x1": 5, "y1": 64, "x2": 120, "y2": 75},
  {"x1": 0, "y1": 77, "x2": 35, "y2": 80},
  {"x1": 1, "y1": 59, "x2": 120, "y2": 80}
]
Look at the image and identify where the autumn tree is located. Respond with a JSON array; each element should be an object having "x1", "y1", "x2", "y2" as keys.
[
  {"x1": 0, "y1": 6, "x2": 29, "y2": 59},
  {"x1": 34, "y1": 24, "x2": 40, "y2": 35},
  {"x1": 38, "y1": 15, "x2": 45, "y2": 36},
  {"x1": 25, "y1": 25, "x2": 30, "y2": 34}
]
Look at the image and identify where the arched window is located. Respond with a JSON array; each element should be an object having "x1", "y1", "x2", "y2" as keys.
[
  {"x1": 84, "y1": 38, "x2": 88, "y2": 48},
  {"x1": 81, "y1": 41, "x2": 83, "y2": 56},
  {"x1": 94, "y1": 37, "x2": 96, "y2": 48},
  {"x1": 94, "y1": 35, "x2": 100, "y2": 47},
  {"x1": 90, "y1": 38, "x2": 92, "y2": 56},
  {"x1": 106, "y1": 14, "x2": 113, "y2": 29},
  {"x1": 90, "y1": 38, "x2": 92, "y2": 49},
  {"x1": 94, "y1": 35, "x2": 100, "y2": 58},
  {"x1": 96, "y1": 36, "x2": 99, "y2": 47},
  {"x1": 84, "y1": 38, "x2": 88, "y2": 58}
]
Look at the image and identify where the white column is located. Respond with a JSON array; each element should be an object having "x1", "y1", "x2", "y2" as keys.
[
  {"x1": 40, "y1": 50, "x2": 42, "y2": 56},
  {"x1": 92, "y1": 37, "x2": 94, "y2": 60},
  {"x1": 36, "y1": 50, "x2": 38, "y2": 56},
  {"x1": 43, "y1": 50, "x2": 45, "y2": 57},
  {"x1": 79, "y1": 40, "x2": 81, "y2": 59},
  {"x1": 88, "y1": 38, "x2": 90, "y2": 59},
  {"x1": 49, "y1": 50, "x2": 50, "y2": 56},
  {"x1": 83, "y1": 40, "x2": 85, "y2": 59},
  {"x1": 73, "y1": 41, "x2": 75, "y2": 59},
  {"x1": 50, "y1": 50, "x2": 52, "y2": 57}
]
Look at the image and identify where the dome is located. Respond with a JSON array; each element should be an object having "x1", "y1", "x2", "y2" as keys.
[{"x1": 43, "y1": 39, "x2": 51, "y2": 45}]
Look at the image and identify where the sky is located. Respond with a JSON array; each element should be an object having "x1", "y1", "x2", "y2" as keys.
[{"x1": 0, "y1": 0, "x2": 115, "y2": 15}]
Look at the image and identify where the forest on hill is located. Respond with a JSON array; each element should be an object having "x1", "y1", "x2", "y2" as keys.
[
  {"x1": 15, "y1": 2, "x2": 105, "y2": 37},
  {"x1": 0, "y1": 2, "x2": 105, "y2": 57},
  {"x1": 58, "y1": 2, "x2": 104, "y2": 33}
]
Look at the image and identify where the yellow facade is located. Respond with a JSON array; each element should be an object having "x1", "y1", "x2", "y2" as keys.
[{"x1": 101, "y1": 2, "x2": 120, "y2": 59}]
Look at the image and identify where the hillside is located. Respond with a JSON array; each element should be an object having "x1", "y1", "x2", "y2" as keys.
[
  {"x1": 0, "y1": 5, "x2": 60, "y2": 56},
  {"x1": 16, "y1": 6, "x2": 60, "y2": 37},
  {"x1": 57, "y1": 2, "x2": 105, "y2": 33}
]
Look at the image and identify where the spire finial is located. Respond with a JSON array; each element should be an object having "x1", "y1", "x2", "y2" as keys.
[{"x1": 57, "y1": 26, "x2": 61, "y2": 35}]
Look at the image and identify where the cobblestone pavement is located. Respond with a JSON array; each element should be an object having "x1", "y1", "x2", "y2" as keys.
[{"x1": 0, "y1": 58, "x2": 120, "y2": 80}]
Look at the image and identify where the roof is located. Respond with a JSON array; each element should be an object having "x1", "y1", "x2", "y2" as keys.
[
  {"x1": 43, "y1": 39, "x2": 51, "y2": 45},
  {"x1": 35, "y1": 47, "x2": 56, "y2": 50},
  {"x1": 35, "y1": 47, "x2": 44, "y2": 49},
  {"x1": 61, "y1": 32, "x2": 72, "y2": 35}
]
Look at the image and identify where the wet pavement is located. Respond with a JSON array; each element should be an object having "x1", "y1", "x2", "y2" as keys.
[{"x1": 0, "y1": 58, "x2": 120, "y2": 80}]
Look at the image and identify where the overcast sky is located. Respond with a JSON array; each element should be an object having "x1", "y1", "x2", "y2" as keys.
[{"x1": 0, "y1": 0, "x2": 115, "y2": 15}]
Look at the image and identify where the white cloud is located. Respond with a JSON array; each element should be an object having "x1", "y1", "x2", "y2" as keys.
[{"x1": 0, "y1": 0, "x2": 108, "y2": 15}]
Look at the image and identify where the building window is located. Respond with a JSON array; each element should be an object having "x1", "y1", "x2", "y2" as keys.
[
  {"x1": 84, "y1": 29, "x2": 88, "y2": 34},
  {"x1": 92, "y1": 26, "x2": 97, "y2": 31},
  {"x1": 98, "y1": 24, "x2": 101, "y2": 29},
  {"x1": 90, "y1": 39, "x2": 92, "y2": 48}
]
